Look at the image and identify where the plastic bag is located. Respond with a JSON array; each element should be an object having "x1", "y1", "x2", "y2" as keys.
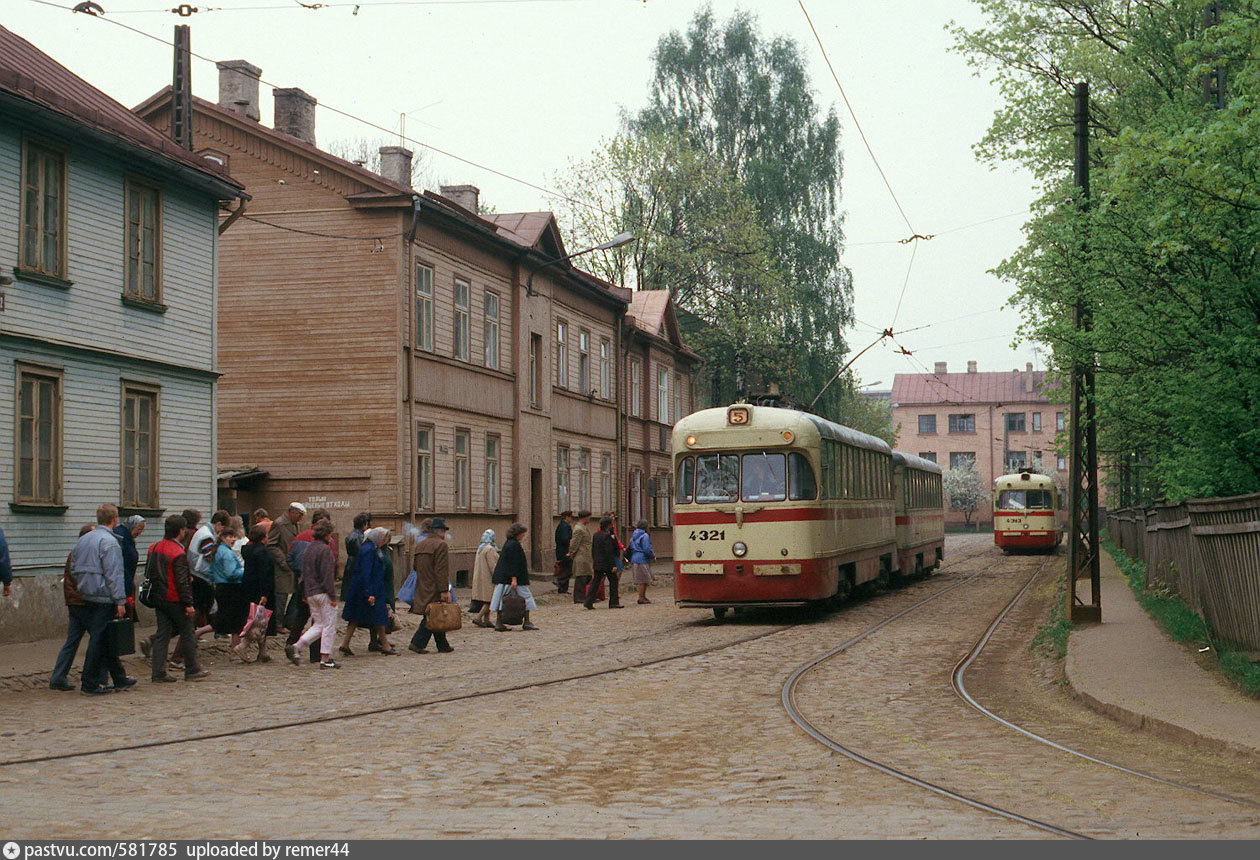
[
  {"x1": 396, "y1": 569, "x2": 418, "y2": 605},
  {"x1": 239, "y1": 601, "x2": 272, "y2": 643}
]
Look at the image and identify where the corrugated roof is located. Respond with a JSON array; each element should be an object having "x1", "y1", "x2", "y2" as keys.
[
  {"x1": 891, "y1": 369, "x2": 1055, "y2": 406},
  {"x1": 0, "y1": 26, "x2": 241, "y2": 193}
]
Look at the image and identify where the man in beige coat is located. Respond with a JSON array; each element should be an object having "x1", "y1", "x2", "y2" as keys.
[
  {"x1": 568, "y1": 510, "x2": 593, "y2": 604},
  {"x1": 266, "y1": 502, "x2": 305, "y2": 632}
]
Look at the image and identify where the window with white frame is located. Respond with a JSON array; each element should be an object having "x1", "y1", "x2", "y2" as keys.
[
  {"x1": 556, "y1": 320, "x2": 569, "y2": 389},
  {"x1": 656, "y1": 366, "x2": 670, "y2": 422},
  {"x1": 599, "y1": 338, "x2": 611, "y2": 400},
  {"x1": 484, "y1": 291, "x2": 500, "y2": 369},
  {"x1": 578, "y1": 330, "x2": 591, "y2": 394},
  {"x1": 415, "y1": 264, "x2": 434, "y2": 351},
  {"x1": 653, "y1": 471, "x2": 671, "y2": 527},
  {"x1": 453, "y1": 279, "x2": 470, "y2": 361},
  {"x1": 556, "y1": 445, "x2": 570, "y2": 513},
  {"x1": 600, "y1": 452, "x2": 612, "y2": 514},
  {"x1": 629, "y1": 468, "x2": 643, "y2": 525},
  {"x1": 579, "y1": 448, "x2": 591, "y2": 512},
  {"x1": 416, "y1": 426, "x2": 434, "y2": 510},
  {"x1": 673, "y1": 373, "x2": 683, "y2": 424},
  {"x1": 485, "y1": 434, "x2": 500, "y2": 512},
  {"x1": 1057, "y1": 454, "x2": 1067, "y2": 471},
  {"x1": 454, "y1": 429, "x2": 470, "y2": 509},
  {"x1": 529, "y1": 333, "x2": 541, "y2": 406},
  {"x1": 630, "y1": 360, "x2": 642, "y2": 417}
]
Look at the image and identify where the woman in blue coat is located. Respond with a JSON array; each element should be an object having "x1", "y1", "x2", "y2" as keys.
[
  {"x1": 629, "y1": 519, "x2": 656, "y2": 604},
  {"x1": 340, "y1": 527, "x2": 398, "y2": 655}
]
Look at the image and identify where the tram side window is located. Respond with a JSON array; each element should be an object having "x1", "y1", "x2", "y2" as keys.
[
  {"x1": 675, "y1": 457, "x2": 694, "y2": 504},
  {"x1": 741, "y1": 452, "x2": 786, "y2": 502},
  {"x1": 695, "y1": 454, "x2": 740, "y2": 503},
  {"x1": 788, "y1": 452, "x2": 817, "y2": 500}
]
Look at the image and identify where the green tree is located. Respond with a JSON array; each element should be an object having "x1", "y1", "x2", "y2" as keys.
[
  {"x1": 631, "y1": 5, "x2": 853, "y2": 418},
  {"x1": 953, "y1": 0, "x2": 1260, "y2": 501}
]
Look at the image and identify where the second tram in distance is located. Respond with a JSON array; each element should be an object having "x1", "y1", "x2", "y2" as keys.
[
  {"x1": 993, "y1": 471, "x2": 1062, "y2": 552},
  {"x1": 671, "y1": 403, "x2": 943, "y2": 618}
]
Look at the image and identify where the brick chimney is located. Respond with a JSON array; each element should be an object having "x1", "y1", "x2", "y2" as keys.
[
  {"x1": 967, "y1": 360, "x2": 977, "y2": 374},
  {"x1": 273, "y1": 88, "x2": 316, "y2": 145},
  {"x1": 1025, "y1": 362, "x2": 1034, "y2": 394},
  {"x1": 933, "y1": 361, "x2": 947, "y2": 375},
  {"x1": 216, "y1": 60, "x2": 261, "y2": 121},
  {"x1": 378, "y1": 146, "x2": 413, "y2": 188},
  {"x1": 440, "y1": 184, "x2": 480, "y2": 213}
]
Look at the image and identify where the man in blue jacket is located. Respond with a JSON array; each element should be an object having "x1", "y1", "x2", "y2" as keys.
[{"x1": 68, "y1": 503, "x2": 130, "y2": 695}]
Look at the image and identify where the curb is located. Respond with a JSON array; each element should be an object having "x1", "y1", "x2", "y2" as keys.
[{"x1": 1064, "y1": 647, "x2": 1260, "y2": 765}]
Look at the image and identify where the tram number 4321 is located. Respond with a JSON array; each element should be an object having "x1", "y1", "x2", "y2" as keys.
[{"x1": 689, "y1": 529, "x2": 726, "y2": 541}]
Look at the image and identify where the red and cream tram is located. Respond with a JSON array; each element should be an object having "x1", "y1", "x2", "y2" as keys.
[
  {"x1": 672, "y1": 404, "x2": 901, "y2": 618},
  {"x1": 993, "y1": 472, "x2": 1062, "y2": 552},
  {"x1": 892, "y1": 452, "x2": 944, "y2": 578}
]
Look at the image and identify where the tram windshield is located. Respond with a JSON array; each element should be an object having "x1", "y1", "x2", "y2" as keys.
[
  {"x1": 677, "y1": 451, "x2": 818, "y2": 504},
  {"x1": 997, "y1": 489, "x2": 1054, "y2": 510}
]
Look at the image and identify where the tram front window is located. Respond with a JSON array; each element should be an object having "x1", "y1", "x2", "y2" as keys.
[
  {"x1": 742, "y1": 452, "x2": 786, "y2": 502},
  {"x1": 695, "y1": 454, "x2": 740, "y2": 503},
  {"x1": 998, "y1": 489, "x2": 1054, "y2": 510}
]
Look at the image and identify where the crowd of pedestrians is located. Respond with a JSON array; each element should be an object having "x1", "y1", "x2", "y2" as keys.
[{"x1": 0, "y1": 498, "x2": 661, "y2": 695}]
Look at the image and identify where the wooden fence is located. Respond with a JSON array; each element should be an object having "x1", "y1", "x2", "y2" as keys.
[{"x1": 1106, "y1": 493, "x2": 1260, "y2": 651}]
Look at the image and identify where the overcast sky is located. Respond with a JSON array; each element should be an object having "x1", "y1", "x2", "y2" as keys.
[{"x1": 8, "y1": 0, "x2": 1044, "y2": 390}]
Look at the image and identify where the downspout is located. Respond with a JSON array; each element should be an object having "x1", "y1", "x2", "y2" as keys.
[
  {"x1": 616, "y1": 315, "x2": 626, "y2": 538},
  {"x1": 405, "y1": 194, "x2": 421, "y2": 575},
  {"x1": 621, "y1": 322, "x2": 638, "y2": 535}
]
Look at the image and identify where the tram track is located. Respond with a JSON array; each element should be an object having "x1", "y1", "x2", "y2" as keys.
[
  {"x1": 951, "y1": 562, "x2": 1260, "y2": 810},
  {"x1": 781, "y1": 557, "x2": 1089, "y2": 840},
  {"x1": 1, "y1": 544, "x2": 997, "y2": 770}
]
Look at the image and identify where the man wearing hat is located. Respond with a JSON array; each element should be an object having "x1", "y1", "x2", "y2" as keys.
[
  {"x1": 408, "y1": 516, "x2": 454, "y2": 654},
  {"x1": 266, "y1": 502, "x2": 306, "y2": 633}
]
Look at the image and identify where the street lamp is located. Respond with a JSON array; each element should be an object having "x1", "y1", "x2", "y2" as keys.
[{"x1": 525, "y1": 231, "x2": 635, "y2": 296}]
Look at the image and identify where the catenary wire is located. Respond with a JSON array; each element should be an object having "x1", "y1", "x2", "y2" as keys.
[{"x1": 107, "y1": 0, "x2": 594, "y2": 12}]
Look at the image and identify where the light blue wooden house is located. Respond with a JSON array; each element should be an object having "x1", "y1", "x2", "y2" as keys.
[{"x1": 0, "y1": 26, "x2": 244, "y2": 642}]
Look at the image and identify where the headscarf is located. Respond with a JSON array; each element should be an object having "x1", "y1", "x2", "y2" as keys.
[
  {"x1": 123, "y1": 514, "x2": 145, "y2": 531},
  {"x1": 478, "y1": 529, "x2": 496, "y2": 550},
  {"x1": 365, "y1": 527, "x2": 390, "y2": 546}
]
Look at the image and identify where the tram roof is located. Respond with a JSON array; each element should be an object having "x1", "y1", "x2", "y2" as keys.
[
  {"x1": 675, "y1": 405, "x2": 892, "y2": 455},
  {"x1": 994, "y1": 472, "x2": 1057, "y2": 489},
  {"x1": 893, "y1": 451, "x2": 943, "y2": 474}
]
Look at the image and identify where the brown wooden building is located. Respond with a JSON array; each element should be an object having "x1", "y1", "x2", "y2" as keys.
[
  {"x1": 622, "y1": 290, "x2": 700, "y2": 558},
  {"x1": 135, "y1": 62, "x2": 627, "y2": 575}
]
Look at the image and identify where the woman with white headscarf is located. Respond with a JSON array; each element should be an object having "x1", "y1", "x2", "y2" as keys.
[
  {"x1": 470, "y1": 529, "x2": 498, "y2": 628},
  {"x1": 339, "y1": 527, "x2": 399, "y2": 655}
]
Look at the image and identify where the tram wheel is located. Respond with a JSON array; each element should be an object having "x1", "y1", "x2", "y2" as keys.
[{"x1": 712, "y1": 607, "x2": 728, "y2": 621}]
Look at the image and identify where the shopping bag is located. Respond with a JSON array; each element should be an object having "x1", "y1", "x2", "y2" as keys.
[
  {"x1": 499, "y1": 587, "x2": 527, "y2": 626},
  {"x1": 239, "y1": 602, "x2": 273, "y2": 642},
  {"x1": 396, "y1": 569, "x2": 418, "y2": 605},
  {"x1": 424, "y1": 601, "x2": 462, "y2": 633}
]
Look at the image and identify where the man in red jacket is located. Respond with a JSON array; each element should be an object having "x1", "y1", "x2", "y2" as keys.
[{"x1": 148, "y1": 514, "x2": 210, "y2": 683}]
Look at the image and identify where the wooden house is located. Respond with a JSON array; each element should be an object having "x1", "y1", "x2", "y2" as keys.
[
  {"x1": 136, "y1": 63, "x2": 626, "y2": 575},
  {"x1": 0, "y1": 27, "x2": 244, "y2": 643}
]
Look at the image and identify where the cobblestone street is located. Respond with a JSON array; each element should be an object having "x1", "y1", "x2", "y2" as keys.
[{"x1": 2, "y1": 536, "x2": 1257, "y2": 839}]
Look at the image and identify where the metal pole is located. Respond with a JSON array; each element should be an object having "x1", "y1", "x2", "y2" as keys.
[{"x1": 1068, "y1": 81, "x2": 1102, "y2": 623}]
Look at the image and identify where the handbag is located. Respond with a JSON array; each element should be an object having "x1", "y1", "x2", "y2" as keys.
[
  {"x1": 396, "y1": 569, "x2": 418, "y2": 605},
  {"x1": 137, "y1": 575, "x2": 156, "y2": 609},
  {"x1": 282, "y1": 593, "x2": 304, "y2": 631},
  {"x1": 107, "y1": 618, "x2": 136, "y2": 656},
  {"x1": 499, "y1": 586, "x2": 527, "y2": 626},
  {"x1": 424, "y1": 601, "x2": 462, "y2": 633}
]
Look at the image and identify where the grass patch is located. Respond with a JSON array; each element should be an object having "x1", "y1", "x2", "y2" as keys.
[
  {"x1": 1103, "y1": 537, "x2": 1260, "y2": 697},
  {"x1": 1030, "y1": 570, "x2": 1073, "y2": 661}
]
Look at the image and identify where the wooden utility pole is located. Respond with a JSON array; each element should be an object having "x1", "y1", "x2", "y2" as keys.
[{"x1": 1068, "y1": 81, "x2": 1102, "y2": 623}]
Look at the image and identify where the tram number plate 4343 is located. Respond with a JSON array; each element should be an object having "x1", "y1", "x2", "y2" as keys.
[{"x1": 690, "y1": 529, "x2": 726, "y2": 541}]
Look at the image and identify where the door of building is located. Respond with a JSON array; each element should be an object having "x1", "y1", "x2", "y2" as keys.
[{"x1": 530, "y1": 468, "x2": 543, "y2": 570}]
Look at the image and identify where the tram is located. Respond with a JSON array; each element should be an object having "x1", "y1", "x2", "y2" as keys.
[
  {"x1": 671, "y1": 403, "x2": 900, "y2": 618},
  {"x1": 993, "y1": 471, "x2": 1062, "y2": 552},
  {"x1": 892, "y1": 452, "x2": 944, "y2": 578}
]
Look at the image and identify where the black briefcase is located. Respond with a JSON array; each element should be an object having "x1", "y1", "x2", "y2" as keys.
[{"x1": 107, "y1": 618, "x2": 136, "y2": 656}]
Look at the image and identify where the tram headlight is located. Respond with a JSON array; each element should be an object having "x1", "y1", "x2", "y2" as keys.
[
  {"x1": 686, "y1": 435, "x2": 697, "y2": 447},
  {"x1": 732, "y1": 541, "x2": 748, "y2": 558}
]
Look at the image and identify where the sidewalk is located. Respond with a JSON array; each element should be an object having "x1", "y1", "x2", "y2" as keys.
[{"x1": 1065, "y1": 549, "x2": 1260, "y2": 760}]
